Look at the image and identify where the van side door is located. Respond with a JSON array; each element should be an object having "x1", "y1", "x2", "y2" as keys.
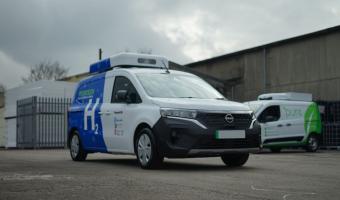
[
  {"x1": 280, "y1": 104, "x2": 306, "y2": 141},
  {"x1": 258, "y1": 105, "x2": 283, "y2": 143},
  {"x1": 101, "y1": 76, "x2": 142, "y2": 153}
]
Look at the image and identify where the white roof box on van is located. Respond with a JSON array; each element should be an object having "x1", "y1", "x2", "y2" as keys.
[
  {"x1": 258, "y1": 92, "x2": 312, "y2": 101},
  {"x1": 89, "y1": 53, "x2": 169, "y2": 73}
]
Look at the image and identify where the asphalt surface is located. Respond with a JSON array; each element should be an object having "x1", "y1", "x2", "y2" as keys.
[{"x1": 0, "y1": 149, "x2": 339, "y2": 200}]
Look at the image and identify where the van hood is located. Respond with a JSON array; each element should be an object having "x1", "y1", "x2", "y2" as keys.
[{"x1": 151, "y1": 98, "x2": 251, "y2": 112}]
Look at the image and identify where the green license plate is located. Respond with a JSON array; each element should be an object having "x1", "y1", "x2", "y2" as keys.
[{"x1": 215, "y1": 130, "x2": 245, "y2": 139}]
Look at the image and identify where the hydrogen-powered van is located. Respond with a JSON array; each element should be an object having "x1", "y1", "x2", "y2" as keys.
[
  {"x1": 68, "y1": 53, "x2": 260, "y2": 169},
  {"x1": 245, "y1": 93, "x2": 322, "y2": 153}
]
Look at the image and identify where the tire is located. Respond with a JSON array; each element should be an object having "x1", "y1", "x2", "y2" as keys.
[
  {"x1": 134, "y1": 128, "x2": 163, "y2": 169},
  {"x1": 270, "y1": 148, "x2": 282, "y2": 153},
  {"x1": 306, "y1": 135, "x2": 319, "y2": 152},
  {"x1": 70, "y1": 132, "x2": 87, "y2": 161},
  {"x1": 221, "y1": 153, "x2": 249, "y2": 167}
]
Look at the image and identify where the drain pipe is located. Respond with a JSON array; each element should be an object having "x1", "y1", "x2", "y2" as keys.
[{"x1": 263, "y1": 47, "x2": 267, "y2": 93}]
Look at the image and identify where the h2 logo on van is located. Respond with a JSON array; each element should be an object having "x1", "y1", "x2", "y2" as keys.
[{"x1": 84, "y1": 98, "x2": 100, "y2": 135}]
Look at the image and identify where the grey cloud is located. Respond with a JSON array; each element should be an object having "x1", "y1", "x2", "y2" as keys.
[
  {"x1": 0, "y1": 0, "x2": 187, "y2": 75},
  {"x1": 0, "y1": 0, "x2": 339, "y2": 86}
]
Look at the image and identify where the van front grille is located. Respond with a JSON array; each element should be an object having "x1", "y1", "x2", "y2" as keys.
[{"x1": 197, "y1": 112, "x2": 252, "y2": 129}]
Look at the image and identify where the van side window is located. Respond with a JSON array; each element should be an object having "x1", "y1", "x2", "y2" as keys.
[
  {"x1": 258, "y1": 105, "x2": 280, "y2": 123},
  {"x1": 111, "y1": 76, "x2": 142, "y2": 103}
]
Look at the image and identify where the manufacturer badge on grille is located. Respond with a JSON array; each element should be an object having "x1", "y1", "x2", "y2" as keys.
[{"x1": 225, "y1": 114, "x2": 234, "y2": 123}]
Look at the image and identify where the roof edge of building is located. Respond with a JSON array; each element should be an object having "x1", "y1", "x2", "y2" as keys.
[{"x1": 59, "y1": 72, "x2": 90, "y2": 81}]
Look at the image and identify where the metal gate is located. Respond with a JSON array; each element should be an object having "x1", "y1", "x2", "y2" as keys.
[
  {"x1": 317, "y1": 101, "x2": 340, "y2": 148},
  {"x1": 17, "y1": 96, "x2": 71, "y2": 148}
]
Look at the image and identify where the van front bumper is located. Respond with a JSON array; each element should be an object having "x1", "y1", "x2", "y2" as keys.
[{"x1": 152, "y1": 117, "x2": 261, "y2": 158}]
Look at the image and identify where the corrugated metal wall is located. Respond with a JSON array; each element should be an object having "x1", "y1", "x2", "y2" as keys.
[{"x1": 190, "y1": 31, "x2": 340, "y2": 102}]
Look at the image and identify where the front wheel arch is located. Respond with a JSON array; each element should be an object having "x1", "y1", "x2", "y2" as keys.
[
  {"x1": 133, "y1": 123, "x2": 152, "y2": 154},
  {"x1": 69, "y1": 130, "x2": 88, "y2": 161},
  {"x1": 306, "y1": 133, "x2": 320, "y2": 152},
  {"x1": 134, "y1": 127, "x2": 163, "y2": 169},
  {"x1": 306, "y1": 132, "x2": 321, "y2": 144}
]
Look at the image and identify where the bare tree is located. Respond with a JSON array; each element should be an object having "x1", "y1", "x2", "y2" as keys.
[
  {"x1": 0, "y1": 83, "x2": 5, "y2": 108},
  {"x1": 22, "y1": 61, "x2": 69, "y2": 83},
  {"x1": 0, "y1": 83, "x2": 4, "y2": 93}
]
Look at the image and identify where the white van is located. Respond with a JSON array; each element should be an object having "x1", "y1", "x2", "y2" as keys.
[
  {"x1": 245, "y1": 93, "x2": 322, "y2": 152},
  {"x1": 68, "y1": 53, "x2": 261, "y2": 169}
]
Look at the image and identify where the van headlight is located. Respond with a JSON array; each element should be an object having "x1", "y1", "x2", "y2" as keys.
[
  {"x1": 249, "y1": 112, "x2": 257, "y2": 129},
  {"x1": 160, "y1": 108, "x2": 197, "y2": 119},
  {"x1": 251, "y1": 112, "x2": 257, "y2": 120}
]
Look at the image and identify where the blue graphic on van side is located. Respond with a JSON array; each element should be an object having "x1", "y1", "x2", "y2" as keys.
[{"x1": 68, "y1": 73, "x2": 107, "y2": 152}]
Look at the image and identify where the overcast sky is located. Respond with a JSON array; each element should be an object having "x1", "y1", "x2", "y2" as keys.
[{"x1": 0, "y1": 0, "x2": 340, "y2": 88}]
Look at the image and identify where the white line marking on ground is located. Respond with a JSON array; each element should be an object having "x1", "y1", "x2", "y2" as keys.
[
  {"x1": 282, "y1": 194, "x2": 291, "y2": 200},
  {"x1": 0, "y1": 174, "x2": 73, "y2": 181},
  {"x1": 251, "y1": 185, "x2": 316, "y2": 200}
]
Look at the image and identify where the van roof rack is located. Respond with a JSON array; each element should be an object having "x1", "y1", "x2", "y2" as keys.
[
  {"x1": 258, "y1": 92, "x2": 312, "y2": 101},
  {"x1": 89, "y1": 52, "x2": 169, "y2": 74}
]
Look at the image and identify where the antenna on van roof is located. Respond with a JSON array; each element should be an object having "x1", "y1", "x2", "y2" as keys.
[
  {"x1": 98, "y1": 48, "x2": 103, "y2": 60},
  {"x1": 161, "y1": 60, "x2": 170, "y2": 73}
]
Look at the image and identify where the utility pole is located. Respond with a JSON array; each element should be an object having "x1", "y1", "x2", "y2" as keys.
[
  {"x1": 263, "y1": 47, "x2": 267, "y2": 93},
  {"x1": 99, "y1": 48, "x2": 102, "y2": 60}
]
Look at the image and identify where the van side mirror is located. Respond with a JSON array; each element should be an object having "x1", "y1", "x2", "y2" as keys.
[{"x1": 116, "y1": 90, "x2": 128, "y2": 102}]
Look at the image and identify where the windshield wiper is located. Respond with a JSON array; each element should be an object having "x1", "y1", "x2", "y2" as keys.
[{"x1": 215, "y1": 98, "x2": 226, "y2": 100}]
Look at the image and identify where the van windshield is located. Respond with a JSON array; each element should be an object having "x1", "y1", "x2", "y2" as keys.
[{"x1": 137, "y1": 73, "x2": 225, "y2": 99}]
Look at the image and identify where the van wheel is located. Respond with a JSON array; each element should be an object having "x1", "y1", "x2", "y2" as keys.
[
  {"x1": 270, "y1": 148, "x2": 281, "y2": 153},
  {"x1": 70, "y1": 132, "x2": 87, "y2": 161},
  {"x1": 221, "y1": 153, "x2": 249, "y2": 167},
  {"x1": 306, "y1": 135, "x2": 319, "y2": 152},
  {"x1": 135, "y1": 128, "x2": 163, "y2": 169}
]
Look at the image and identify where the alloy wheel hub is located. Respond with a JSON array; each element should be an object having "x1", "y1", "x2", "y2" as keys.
[
  {"x1": 137, "y1": 134, "x2": 152, "y2": 165},
  {"x1": 71, "y1": 135, "x2": 79, "y2": 158}
]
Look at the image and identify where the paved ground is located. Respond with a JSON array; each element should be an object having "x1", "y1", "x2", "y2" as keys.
[{"x1": 0, "y1": 149, "x2": 339, "y2": 200}]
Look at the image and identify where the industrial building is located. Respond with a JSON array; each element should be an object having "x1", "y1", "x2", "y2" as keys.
[{"x1": 185, "y1": 25, "x2": 340, "y2": 102}]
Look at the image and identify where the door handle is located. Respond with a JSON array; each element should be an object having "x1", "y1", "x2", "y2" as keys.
[
  {"x1": 286, "y1": 123, "x2": 291, "y2": 126},
  {"x1": 114, "y1": 111, "x2": 123, "y2": 114},
  {"x1": 99, "y1": 111, "x2": 112, "y2": 115},
  {"x1": 277, "y1": 124, "x2": 283, "y2": 127}
]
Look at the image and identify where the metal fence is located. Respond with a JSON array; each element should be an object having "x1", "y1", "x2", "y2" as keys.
[
  {"x1": 17, "y1": 96, "x2": 71, "y2": 149},
  {"x1": 317, "y1": 101, "x2": 340, "y2": 148}
]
